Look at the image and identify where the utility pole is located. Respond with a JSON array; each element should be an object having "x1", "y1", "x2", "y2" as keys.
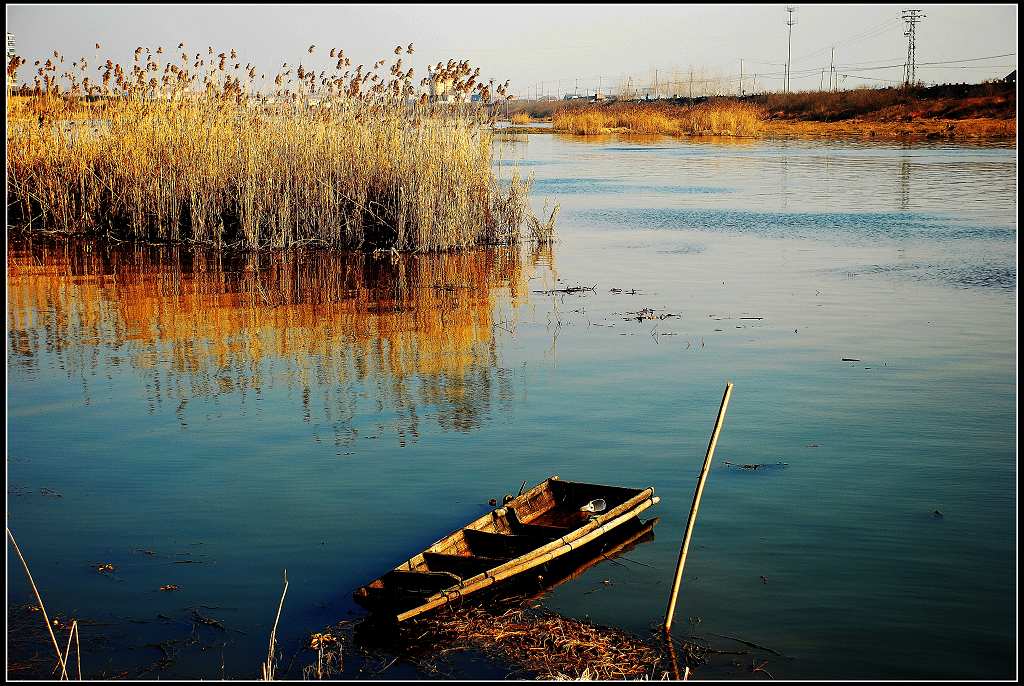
[
  {"x1": 688, "y1": 68, "x2": 693, "y2": 99},
  {"x1": 902, "y1": 9, "x2": 925, "y2": 87},
  {"x1": 739, "y1": 58, "x2": 743, "y2": 96},
  {"x1": 829, "y1": 46, "x2": 835, "y2": 92},
  {"x1": 654, "y1": 69, "x2": 659, "y2": 99},
  {"x1": 785, "y1": 6, "x2": 797, "y2": 93}
]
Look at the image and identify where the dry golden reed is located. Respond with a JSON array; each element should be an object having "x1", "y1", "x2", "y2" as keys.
[
  {"x1": 6, "y1": 43, "x2": 556, "y2": 251},
  {"x1": 552, "y1": 100, "x2": 763, "y2": 137}
]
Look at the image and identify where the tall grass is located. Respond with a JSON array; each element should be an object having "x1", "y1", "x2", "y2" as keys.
[
  {"x1": 552, "y1": 100, "x2": 763, "y2": 137},
  {"x1": 6, "y1": 44, "x2": 554, "y2": 251}
]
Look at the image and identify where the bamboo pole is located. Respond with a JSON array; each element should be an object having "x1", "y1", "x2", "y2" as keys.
[{"x1": 663, "y1": 382, "x2": 733, "y2": 632}]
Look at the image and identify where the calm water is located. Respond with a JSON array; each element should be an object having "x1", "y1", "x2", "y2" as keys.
[{"x1": 7, "y1": 133, "x2": 1016, "y2": 679}]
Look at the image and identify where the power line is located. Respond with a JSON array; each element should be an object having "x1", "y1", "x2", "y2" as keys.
[
  {"x1": 791, "y1": 16, "x2": 902, "y2": 64},
  {"x1": 512, "y1": 51, "x2": 1015, "y2": 99}
]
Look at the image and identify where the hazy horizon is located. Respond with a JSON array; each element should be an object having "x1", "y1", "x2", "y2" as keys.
[{"x1": 6, "y1": 3, "x2": 1018, "y2": 96}]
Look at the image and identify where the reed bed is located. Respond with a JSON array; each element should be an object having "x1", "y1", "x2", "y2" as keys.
[
  {"x1": 6, "y1": 43, "x2": 556, "y2": 251},
  {"x1": 510, "y1": 111, "x2": 532, "y2": 124},
  {"x1": 552, "y1": 100, "x2": 763, "y2": 137}
]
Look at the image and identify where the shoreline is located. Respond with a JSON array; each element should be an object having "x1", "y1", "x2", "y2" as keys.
[{"x1": 502, "y1": 117, "x2": 1016, "y2": 142}]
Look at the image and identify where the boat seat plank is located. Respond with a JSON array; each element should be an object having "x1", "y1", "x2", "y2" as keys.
[
  {"x1": 423, "y1": 552, "x2": 511, "y2": 578},
  {"x1": 462, "y1": 528, "x2": 552, "y2": 557}
]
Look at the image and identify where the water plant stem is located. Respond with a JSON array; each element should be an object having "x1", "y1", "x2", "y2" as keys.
[
  {"x1": 261, "y1": 569, "x2": 288, "y2": 680},
  {"x1": 6, "y1": 528, "x2": 70, "y2": 678}
]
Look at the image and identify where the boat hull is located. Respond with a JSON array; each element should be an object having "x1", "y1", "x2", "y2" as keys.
[{"x1": 353, "y1": 476, "x2": 659, "y2": 622}]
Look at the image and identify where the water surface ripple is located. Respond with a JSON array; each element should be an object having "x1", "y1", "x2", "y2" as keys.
[{"x1": 7, "y1": 134, "x2": 1016, "y2": 679}]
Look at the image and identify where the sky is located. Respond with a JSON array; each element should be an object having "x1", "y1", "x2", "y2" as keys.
[{"x1": 6, "y1": 4, "x2": 1018, "y2": 96}]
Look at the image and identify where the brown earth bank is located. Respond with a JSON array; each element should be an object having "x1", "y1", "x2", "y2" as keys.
[{"x1": 517, "y1": 81, "x2": 1017, "y2": 142}]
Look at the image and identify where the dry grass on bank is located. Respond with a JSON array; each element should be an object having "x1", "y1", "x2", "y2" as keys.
[
  {"x1": 547, "y1": 83, "x2": 1014, "y2": 141},
  {"x1": 510, "y1": 111, "x2": 532, "y2": 124},
  {"x1": 552, "y1": 100, "x2": 763, "y2": 137},
  {"x1": 762, "y1": 116, "x2": 1016, "y2": 140},
  {"x1": 407, "y1": 605, "x2": 672, "y2": 680},
  {"x1": 6, "y1": 44, "x2": 557, "y2": 251},
  {"x1": 754, "y1": 82, "x2": 1016, "y2": 122}
]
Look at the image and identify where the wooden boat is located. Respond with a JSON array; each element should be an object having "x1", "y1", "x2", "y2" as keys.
[{"x1": 353, "y1": 475, "x2": 659, "y2": 622}]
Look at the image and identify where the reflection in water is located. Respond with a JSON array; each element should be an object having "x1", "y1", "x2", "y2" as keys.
[
  {"x1": 899, "y1": 159, "x2": 911, "y2": 211},
  {"x1": 8, "y1": 240, "x2": 553, "y2": 444},
  {"x1": 553, "y1": 133, "x2": 759, "y2": 148}
]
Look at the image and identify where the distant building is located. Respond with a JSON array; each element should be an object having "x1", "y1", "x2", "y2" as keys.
[
  {"x1": 427, "y1": 70, "x2": 463, "y2": 103},
  {"x1": 1004, "y1": 70, "x2": 1016, "y2": 85},
  {"x1": 562, "y1": 93, "x2": 603, "y2": 102}
]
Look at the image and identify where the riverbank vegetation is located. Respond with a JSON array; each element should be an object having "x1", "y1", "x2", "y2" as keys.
[
  {"x1": 535, "y1": 81, "x2": 1015, "y2": 140},
  {"x1": 6, "y1": 44, "x2": 557, "y2": 251},
  {"x1": 755, "y1": 81, "x2": 1016, "y2": 139},
  {"x1": 552, "y1": 100, "x2": 763, "y2": 137}
]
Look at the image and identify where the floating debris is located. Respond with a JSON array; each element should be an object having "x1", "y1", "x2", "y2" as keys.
[
  {"x1": 532, "y1": 285, "x2": 597, "y2": 296},
  {"x1": 96, "y1": 563, "x2": 115, "y2": 573},
  {"x1": 190, "y1": 609, "x2": 225, "y2": 631},
  {"x1": 841, "y1": 357, "x2": 861, "y2": 362},
  {"x1": 723, "y1": 461, "x2": 788, "y2": 471},
  {"x1": 624, "y1": 308, "x2": 680, "y2": 322},
  {"x1": 159, "y1": 584, "x2": 180, "y2": 592}
]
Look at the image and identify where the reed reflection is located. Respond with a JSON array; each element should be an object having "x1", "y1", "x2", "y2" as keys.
[{"x1": 8, "y1": 240, "x2": 552, "y2": 444}]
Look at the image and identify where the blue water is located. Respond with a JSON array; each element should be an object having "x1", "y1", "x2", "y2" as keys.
[{"x1": 7, "y1": 134, "x2": 1016, "y2": 679}]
